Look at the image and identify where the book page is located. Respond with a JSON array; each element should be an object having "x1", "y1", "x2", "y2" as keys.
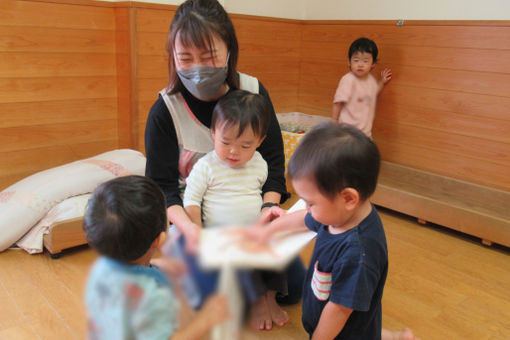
[{"x1": 198, "y1": 199, "x2": 315, "y2": 270}]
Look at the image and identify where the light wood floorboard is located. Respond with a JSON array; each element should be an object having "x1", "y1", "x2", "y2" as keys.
[{"x1": 0, "y1": 195, "x2": 509, "y2": 339}]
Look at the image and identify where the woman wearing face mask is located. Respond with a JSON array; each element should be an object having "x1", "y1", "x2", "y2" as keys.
[{"x1": 144, "y1": 0, "x2": 306, "y2": 331}]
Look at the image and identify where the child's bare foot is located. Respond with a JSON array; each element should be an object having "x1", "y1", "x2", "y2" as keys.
[
  {"x1": 249, "y1": 296, "x2": 272, "y2": 330},
  {"x1": 266, "y1": 291, "x2": 289, "y2": 327},
  {"x1": 382, "y1": 327, "x2": 421, "y2": 340}
]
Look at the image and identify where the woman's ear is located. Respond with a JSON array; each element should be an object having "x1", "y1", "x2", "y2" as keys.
[{"x1": 340, "y1": 188, "x2": 360, "y2": 210}]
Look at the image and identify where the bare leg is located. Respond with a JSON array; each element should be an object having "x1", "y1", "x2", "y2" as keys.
[
  {"x1": 382, "y1": 327, "x2": 422, "y2": 340},
  {"x1": 248, "y1": 296, "x2": 272, "y2": 330},
  {"x1": 266, "y1": 290, "x2": 289, "y2": 327}
]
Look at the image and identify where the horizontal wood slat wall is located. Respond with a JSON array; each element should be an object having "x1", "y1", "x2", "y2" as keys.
[
  {"x1": 232, "y1": 16, "x2": 302, "y2": 114},
  {"x1": 134, "y1": 7, "x2": 173, "y2": 152},
  {"x1": 1, "y1": 0, "x2": 509, "y2": 196},
  {"x1": 299, "y1": 22, "x2": 510, "y2": 192},
  {"x1": 0, "y1": 0, "x2": 119, "y2": 190}
]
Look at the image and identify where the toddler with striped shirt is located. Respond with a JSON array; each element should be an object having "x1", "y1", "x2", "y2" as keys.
[{"x1": 182, "y1": 89, "x2": 291, "y2": 331}]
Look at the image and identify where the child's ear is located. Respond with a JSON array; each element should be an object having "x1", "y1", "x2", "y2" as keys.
[
  {"x1": 340, "y1": 188, "x2": 360, "y2": 210},
  {"x1": 152, "y1": 231, "x2": 167, "y2": 250},
  {"x1": 256, "y1": 135, "x2": 266, "y2": 148}
]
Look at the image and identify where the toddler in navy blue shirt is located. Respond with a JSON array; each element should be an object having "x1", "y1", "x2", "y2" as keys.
[{"x1": 246, "y1": 123, "x2": 419, "y2": 340}]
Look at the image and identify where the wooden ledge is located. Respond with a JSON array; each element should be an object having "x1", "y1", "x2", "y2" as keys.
[
  {"x1": 43, "y1": 217, "x2": 87, "y2": 258},
  {"x1": 372, "y1": 161, "x2": 510, "y2": 248}
]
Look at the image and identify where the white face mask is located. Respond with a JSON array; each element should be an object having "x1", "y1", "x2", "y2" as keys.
[{"x1": 177, "y1": 55, "x2": 229, "y2": 100}]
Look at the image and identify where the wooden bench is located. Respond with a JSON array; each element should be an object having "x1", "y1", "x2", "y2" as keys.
[{"x1": 371, "y1": 161, "x2": 510, "y2": 248}]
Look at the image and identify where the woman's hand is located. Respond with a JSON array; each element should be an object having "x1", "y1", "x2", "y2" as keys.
[{"x1": 167, "y1": 205, "x2": 202, "y2": 254}]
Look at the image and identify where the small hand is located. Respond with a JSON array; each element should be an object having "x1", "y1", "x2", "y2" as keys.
[
  {"x1": 150, "y1": 257, "x2": 187, "y2": 278},
  {"x1": 257, "y1": 206, "x2": 286, "y2": 227},
  {"x1": 381, "y1": 68, "x2": 392, "y2": 84},
  {"x1": 183, "y1": 223, "x2": 201, "y2": 254},
  {"x1": 200, "y1": 294, "x2": 230, "y2": 326}
]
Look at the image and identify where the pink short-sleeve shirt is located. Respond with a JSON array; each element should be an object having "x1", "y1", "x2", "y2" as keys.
[{"x1": 333, "y1": 72, "x2": 379, "y2": 137}]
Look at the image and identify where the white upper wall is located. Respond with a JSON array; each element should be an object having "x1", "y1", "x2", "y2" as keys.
[
  {"x1": 101, "y1": 0, "x2": 510, "y2": 20},
  {"x1": 101, "y1": 0, "x2": 305, "y2": 19},
  {"x1": 304, "y1": 0, "x2": 510, "y2": 20},
  {"x1": 223, "y1": 0, "x2": 306, "y2": 20},
  {"x1": 102, "y1": 0, "x2": 306, "y2": 19}
]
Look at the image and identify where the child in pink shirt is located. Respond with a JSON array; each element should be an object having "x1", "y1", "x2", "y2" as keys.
[{"x1": 331, "y1": 37, "x2": 392, "y2": 137}]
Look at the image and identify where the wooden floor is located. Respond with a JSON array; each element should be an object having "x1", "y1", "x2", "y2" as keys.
[{"x1": 1, "y1": 195, "x2": 509, "y2": 339}]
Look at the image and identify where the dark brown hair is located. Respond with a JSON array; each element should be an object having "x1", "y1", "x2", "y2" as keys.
[
  {"x1": 166, "y1": 0, "x2": 239, "y2": 94},
  {"x1": 83, "y1": 176, "x2": 167, "y2": 262},
  {"x1": 349, "y1": 37, "x2": 379, "y2": 63},
  {"x1": 288, "y1": 123, "x2": 380, "y2": 201},
  {"x1": 211, "y1": 89, "x2": 271, "y2": 139}
]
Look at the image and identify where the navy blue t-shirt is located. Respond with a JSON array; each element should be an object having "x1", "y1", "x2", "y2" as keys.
[{"x1": 302, "y1": 205, "x2": 388, "y2": 339}]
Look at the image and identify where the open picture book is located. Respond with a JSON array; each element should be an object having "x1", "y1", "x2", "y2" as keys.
[{"x1": 198, "y1": 199, "x2": 316, "y2": 270}]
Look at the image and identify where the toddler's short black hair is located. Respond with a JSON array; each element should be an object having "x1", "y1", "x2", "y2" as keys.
[
  {"x1": 211, "y1": 89, "x2": 271, "y2": 139},
  {"x1": 83, "y1": 175, "x2": 167, "y2": 262},
  {"x1": 288, "y1": 123, "x2": 380, "y2": 201},
  {"x1": 348, "y1": 37, "x2": 379, "y2": 63}
]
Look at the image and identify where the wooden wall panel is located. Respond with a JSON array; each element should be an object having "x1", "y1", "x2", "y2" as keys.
[
  {"x1": 0, "y1": 26, "x2": 115, "y2": 53},
  {"x1": 233, "y1": 17, "x2": 302, "y2": 113},
  {"x1": 298, "y1": 22, "x2": 510, "y2": 192},
  {"x1": 0, "y1": 77, "x2": 117, "y2": 103},
  {"x1": 376, "y1": 102, "x2": 510, "y2": 144},
  {"x1": 0, "y1": 121, "x2": 117, "y2": 153},
  {"x1": 0, "y1": 140, "x2": 118, "y2": 190},
  {"x1": 0, "y1": 53, "x2": 116, "y2": 78},
  {"x1": 0, "y1": 0, "x2": 115, "y2": 29},
  {"x1": 0, "y1": 0, "x2": 118, "y2": 190},
  {"x1": 301, "y1": 24, "x2": 510, "y2": 50},
  {"x1": 135, "y1": 7, "x2": 174, "y2": 154},
  {"x1": 388, "y1": 64, "x2": 510, "y2": 97},
  {"x1": 376, "y1": 140, "x2": 510, "y2": 191},
  {"x1": 375, "y1": 119, "x2": 510, "y2": 167},
  {"x1": 136, "y1": 5, "x2": 173, "y2": 33},
  {"x1": 379, "y1": 85, "x2": 510, "y2": 121},
  {"x1": 0, "y1": 98, "x2": 117, "y2": 128},
  {"x1": 115, "y1": 6, "x2": 136, "y2": 149},
  {"x1": 381, "y1": 45, "x2": 510, "y2": 74},
  {"x1": 137, "y1": 55, "x2": 167, "y2": 78},
  {"x1": 297, "y1": 59, "x2": 344, "y2": 116},
  {"x1": 137, "y1": 32, "x2": 169, "y2": 56}
]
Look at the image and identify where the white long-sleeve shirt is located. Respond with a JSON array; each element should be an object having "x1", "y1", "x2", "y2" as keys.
[{"x1": 183, "y1": 151, "x2": 268, "y2": 228}]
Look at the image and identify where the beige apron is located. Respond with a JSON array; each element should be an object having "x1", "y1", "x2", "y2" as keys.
[{"x1": 159, "y1": 72, "x2": 259, "y2": 187}]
